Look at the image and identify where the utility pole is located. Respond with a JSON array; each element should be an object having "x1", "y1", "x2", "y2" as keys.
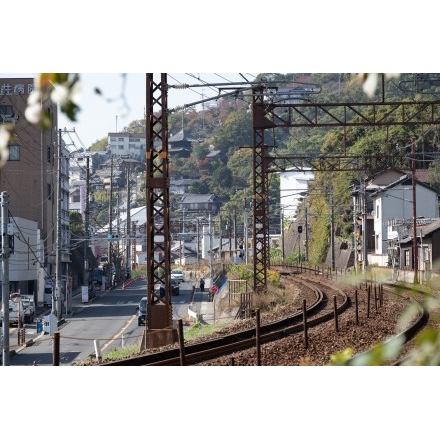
[
  {"x1": 116, "y1": 190, "x2": 121, "y2": 281},
  {"x1": 107, "y1": 155, "x2": 114, "y2": 289},
  {"x1": 82, "y1": 155, "x2": 90, "y2": 301},
  {"x1": 362, "y1": 179, "x2": 368, "y2": 272},
  {"x1": 244, "y1": 198, "x2": 249, "y2": 264},
  {"x1": 281, "y1": 207, "x2": 285, "y2": 262},
  {"x1": 305, "y1": 204, "x2": 309, "y2": 262},
  {"x1": 125, "y1": 165, "x2": 131, "y2": 278},
  {"x1": 196, "y1": 217, "x2": 200, "y2": 267},
  {"x1": 55, "y1": 129, "x2": 63, "y2": 320},
  {"x1": 234, "y1": 209, "x2": 237, "y2": 251},
  {"x1": 411, "y1": 136, "x2": 419, "y2": 284},
  {"x1": 219, "y1": 212, "x2": 222, "y2": 257},
  {"x1": 228, "y1": 212, "x2": 232, "y2": 260},
  {"x1": 209, "y1": 212, "x2": 214, "y2": 286},
  {"x1": 330, "y1": 192, "x2": 335, "y2": 271},
  {"x1": 1, "y1": 191, "x2": 10, "y2": 365},
  {"x1": 182, "y1": 207, "x2": 185, "y2": 265}
]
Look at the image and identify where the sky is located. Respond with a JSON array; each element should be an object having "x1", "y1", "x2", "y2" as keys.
[
  {"x1": 57, "y1": 72, "x2": 261, "y2": 149},
  {"x1": 0, "y1": 73, "x2": 259, "y2": 149}
]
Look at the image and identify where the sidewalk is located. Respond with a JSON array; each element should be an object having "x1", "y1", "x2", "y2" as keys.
[{"x1": 15, "y1": 285, "x2": 105, "y2": 354}]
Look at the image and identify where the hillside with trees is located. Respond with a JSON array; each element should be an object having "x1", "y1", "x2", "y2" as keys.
[{"x1": 85, "y1": 73, "x2": 440, "y2": 266}]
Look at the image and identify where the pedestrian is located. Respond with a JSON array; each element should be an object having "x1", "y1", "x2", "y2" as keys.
[{"x1": 200, "y1": 277, "x2": 205, "y2": 292}]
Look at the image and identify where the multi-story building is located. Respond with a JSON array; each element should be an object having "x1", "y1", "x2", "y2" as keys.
[
  {"x1": 0, "y1": 77, "x2": 70, "y2": 305},
  {"x1": 108, "y1": 132, "x2": 146, "y2": 162}
]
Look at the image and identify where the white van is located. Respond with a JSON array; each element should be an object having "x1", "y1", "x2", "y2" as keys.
[{"x1": 43, "y1": 283, "x2": 53, "y2": 308}]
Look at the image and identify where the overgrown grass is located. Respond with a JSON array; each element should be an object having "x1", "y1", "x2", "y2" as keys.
[
  {"x1": 102, "y1": 345, "x2": 140, "y2": 361},
  {"x1": 183, "y1": 321, "x2": 233, "y2": 341}
]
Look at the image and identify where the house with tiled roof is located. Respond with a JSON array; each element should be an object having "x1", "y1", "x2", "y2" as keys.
[
  {"x1": 387, "y1": 218, "x2": 440, "y2": 281},
  {"x1": 170, "y1": 178, "x2": 202, "y2": 195},
  {"x1": 175, "y1": 194, "x2": 222, "y2": 214}
]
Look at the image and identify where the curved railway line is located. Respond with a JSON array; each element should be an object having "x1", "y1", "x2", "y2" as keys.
[{"x1": 101, "y1": 267, "x2": 435, "y2": 366}]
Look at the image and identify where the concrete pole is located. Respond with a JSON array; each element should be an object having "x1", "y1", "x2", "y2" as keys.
[
  {"x1": 330, "y1": 192, "x2": 335, "y2": 271},
  {"x1": 244, "y1": 207, "x2": 249, "y2": 264},
  {"x1": 55, "y1": 129, "x2": 62, "y2": 320},
  {"x1": 209, "y1": 212, "x2": 214, "y2": 285},
  {"x1": 305, "y1": 205, "x2": 309, "y2": 262},
  {"x1": 411, "y1": 136, "x2": 419, "y2": 284},
  {"x1": 82, "y1": 155, "x2": 90, "y2": 300},
  {"x1": 125, "y1": 166, "x2": 131, "y2": 277},
  {"x1": 362, "y1": 179, "x2": 368, "y2": 272},
  {"x1": 107, "y1": 155, "x2": 114, "y2": 288},
  {"x1": 1, "y1": 191, "x2": 10, "y2": 365},
  {"x1": 281, "y1": 207, "x2": 285, "y2": 262}
]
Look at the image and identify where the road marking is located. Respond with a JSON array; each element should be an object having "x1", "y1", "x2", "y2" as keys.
[{"x1": 100, "y1": 314, "x2": 137, "y2": 352}]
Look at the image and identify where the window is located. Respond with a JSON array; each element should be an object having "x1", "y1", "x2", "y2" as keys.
[
  {"x1": 47, "y1": 145, "x2": 52, "y2": 163},
  {"x1": 376, "y1": 204, "x2": 380, "y2": 219},
  {"x1": 8, "y1": 144, "x2": 19, "y2": 161},
  {"x1": 0, "y1": 104, "x2": 14, "y2": 119},
  {"x1": 118, "y1": 138, "x2": 124, "y2": 142},
  {"x1": 404, "y1": 249, "x2": 410, "y2": 267}
]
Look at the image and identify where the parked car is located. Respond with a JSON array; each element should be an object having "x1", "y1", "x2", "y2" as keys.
[
  {"x1": 0, "y1": 300, "x2": 25, "y2": 327},
  {"x1": 159, "y1": 279, "x2": 180, "y2": 297},
  {"x1": 171, "y1": 269, "x2": 184, "y2": 283},
  {"x1": 136, "y1": 297, "x2": 147, "y2": 326}
]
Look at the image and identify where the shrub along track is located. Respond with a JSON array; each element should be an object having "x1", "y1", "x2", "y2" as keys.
[{"x1": 99, "y1": 269, "x2": 429, "y2": 366}]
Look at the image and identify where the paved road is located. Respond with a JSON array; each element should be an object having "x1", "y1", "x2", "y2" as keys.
[{"x1": 4, "y1": 278, "x2": 197, "y2": 366}]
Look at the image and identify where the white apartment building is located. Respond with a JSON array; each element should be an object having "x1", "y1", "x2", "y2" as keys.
[
  {"x1": 108, "y1": 132, "x2": 146, "y2": 162},
  {"x1": 279, "y1": 168, "x2": 315, "y2": 219}
]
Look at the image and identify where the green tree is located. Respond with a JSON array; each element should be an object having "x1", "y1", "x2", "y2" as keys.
[
  {"x1": 89, "y1": 137, "x2": 108, "y2": 151},
  {"x1": 189, "y1": 180, "x2": 209, "y2": 194},
  {"x1": 212, "y1": 109, "x2": 252, "y2": 156},
  {"x1": 227, "y1": 147, "x2": 253, "y2": 187},
  {"x1": 427, "y1": 160, "x2": 440, "y2": 191},
  {"x1": 209, "y1": 165, "x2": 233, "y2": 198},
  {"x1": 69, "y1": 211, "x2": 84, "y2": 234}
]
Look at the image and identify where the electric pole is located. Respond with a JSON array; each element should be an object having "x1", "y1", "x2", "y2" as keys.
[
  {"x1": 82, "y1": 155, "x2": 90, "y2": 301},
  {"x1": 330, "y1": 192, "x2": 335, "y2": 271},
  {"x1": 244, "y1": 198, "x2": 249, "y2": 264},
  {"x1": 107, "y1": 155, "x2": 114, "y2": 289},
  {"x1": 125, "y1": 165, "x2": 131, "y2": 278},
  {"x1": 55, "y1": 129, "x2": 63, "y2": 320},
  {"x1": 209, "y1": 212, "x2": 214, "y2": 286},
  {"x1": 1, "y1": 191, "x2": 10, "y2": 365},
  {"x1": 411, "y1": 136, "x2": 419, "y2": 284}
]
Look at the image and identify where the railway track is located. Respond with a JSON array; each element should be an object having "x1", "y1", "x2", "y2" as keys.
[
  {"x1": 102, "y1": 273, "x2": 358, "y2": 366},
  {"x1": 99, "y1": 268, "x2": 429, "y2": 366}
]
